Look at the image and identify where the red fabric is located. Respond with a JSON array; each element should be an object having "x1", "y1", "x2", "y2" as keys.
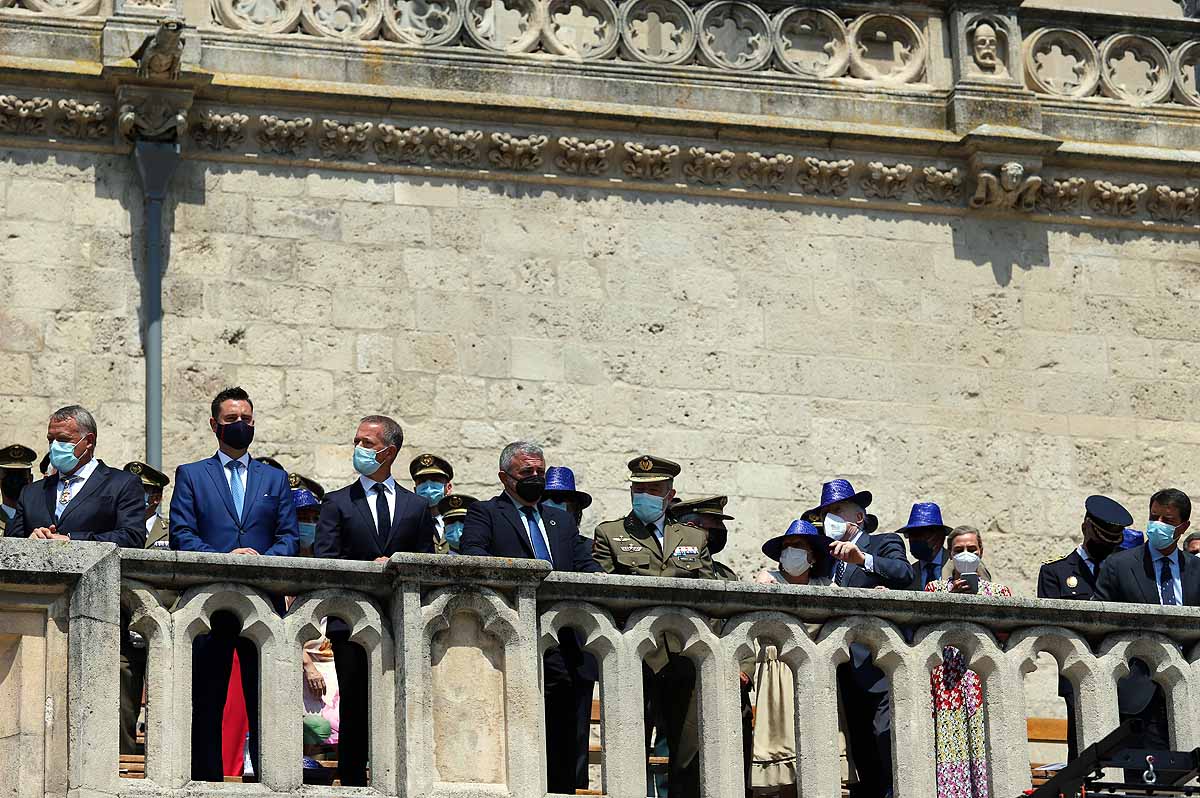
[{"x1": 221, "y1": 651, "x2": 250, "y2": 777}]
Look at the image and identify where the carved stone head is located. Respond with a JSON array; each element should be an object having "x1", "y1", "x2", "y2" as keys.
[
  {"x1": 999, "y1": 161, "x2": 1024, "y2": 191},
  {"x1": 972, "y1": 22, "x2": 1000, "y2": 71}
]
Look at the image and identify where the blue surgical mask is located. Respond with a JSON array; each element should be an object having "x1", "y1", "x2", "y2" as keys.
[
  {"x1": 416, "y1": 481, "x2": 445, "y2": 506},
  {"x1": 445, "y1": 521, "x2": 464, "y2": 550},
  {"x1": 1146, "y1": 520, "x2": 1178, "y2": 550},
  {"x1": 298, "y1": 522, "x2": 318, "y2": 546},
  {"x1": 49, "y1": 439, "x2": 83, "y2": 474},
  {"x1": 542, "y1": 499, "x2": 568, "y2": 512},
  {"x1": 352, "y1": 445, "x2": 382, "y2": 476},
  {"x1": 632, "y1": 493, "x2": 666, "y2": 524}
]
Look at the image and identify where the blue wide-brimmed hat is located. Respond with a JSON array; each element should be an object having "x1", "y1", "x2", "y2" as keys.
[
  {"x1": 762, "y1": 519, "x2": 830, "y2": 562},
  {"x1": 292, "y1": 487, "x2": 319, "y2": 510},
  {"x1": 1120, "y1": 527, "x2": 1144, "y2": 550},
  {"x1": 802, "y1": 478, "x2": 872, "y2": 521},
  {"x1": 544, "y1": 466, "x2": 592, "y2": 509},
  {"x1": 893, "y1": 502, "x2": 952, "y2": 536}
]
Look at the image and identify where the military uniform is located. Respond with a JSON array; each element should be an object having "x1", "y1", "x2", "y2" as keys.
[
  {"x1": 435, "y1": 492, "x2": 478, "y2": 554},
  {"x1": 124, "y1": 461, "x2": 171, "y2": 550},
  {"x1": 593, "y1": 455, "x2": 711, "y2": 798},
  {"x1": 0, "y1": 444, "x2": 36, "y2": 537},
  {"x1": 411, "y1": 453, "x2": 454, "y2": 552}
]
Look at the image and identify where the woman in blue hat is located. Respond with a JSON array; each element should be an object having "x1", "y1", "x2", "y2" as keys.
[{"x1": 755, "y1": 519, "x2": 833, "y2": 586}]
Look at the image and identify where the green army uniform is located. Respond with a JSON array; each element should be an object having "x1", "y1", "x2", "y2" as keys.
[
  {"x1": 411, "y1": 453, "x2": 454, "y2": 554},
  {"x1": 124, "y1": 461, "x2": 171, "y2": 549},
  {"x1": 0, "y1": 444, "x2": 36, "y2": 537},
  {"x1": 671, "y1": 495, "x2": 737, "y2": 581},
  {"x1": 593, "y1": 455, "x2": 708, "y2": 798},
  {"x1": 436, "y1": 492, "x2": 478, "y2": 554}
]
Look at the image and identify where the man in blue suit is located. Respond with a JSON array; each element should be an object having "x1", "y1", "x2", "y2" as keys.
[
  {"x1": 459, "y1": 441, "x2": 601, "y2": 794},
  {"x1": 313, "y1": 414, "x2": 435, "y2": 786},
  {"x1": 170, "y1": 386, "x2": 298, "y2": 781}
]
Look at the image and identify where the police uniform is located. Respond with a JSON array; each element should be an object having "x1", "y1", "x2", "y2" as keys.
[
  {"x1": 410, "y1": 453, "x2": 454, "y2": 551},
  {"x1": 124, "y1": 460, "x2": 171, "y2": 550},
  {"x1": 593, "y1": 455, "x2": 711, "y2": 798},
  {"x1": 671, "y1": 495, "x2": 736, "y2": 580},
  {"x1": 435, "y1": 493, "x2": 478, "y2": 554},
  {"x1": 0, "y1": 444, "x2": 36, "y2": 537}
]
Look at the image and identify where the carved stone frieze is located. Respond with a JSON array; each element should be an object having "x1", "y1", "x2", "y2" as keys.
[
  {"x1": 489, "y1": 132, "x2": 549, "y2": 171},
  {"x1": 695, "y1": 0, "x2": 772, "y2": 72},
  {"x1": 257, "y1": 115, "x2": 312, "y2": 155},
  {"x1": 1147, "y1": 184, "x2": 1200, "y2": 222},
  {"x1": 622, "y1": 142, "x2": 678, "y2": 180},
  {"x1": 1036, "y1": 177, "x2": 1087, "y2": 213},
  {"x1": 375, "y1": 124, "x2": 429, "y2": 164},
  {"x1": 738, "y1": 152, "x2": 793, "y2": 191},
  {"x1": 56, "y1": 99, "x2": 111, "y2": 140},
  {"x1": 544, "y1": 0, "x2": 620, "y2": 59},
  {"x1": 862, "y1": 161, "x2": 912, "y2": 199},
  {"x1": 213, "y1": 0, "x2": 302, "y2": 34},
  {"x1": 1098, "y1": 34, "x2": 1172, "y2": 106},
  {"x1": 190, "y1": 110, "x2": 249, "y2": 151},
  {"x1": 319, "y1": 119, "x2": 373, "y2": 159},
  {"x1": 429, "y1": 127, "x2": 483, "y2": 166},
  {"x1": 555, "y1": 137, "x2": 614, "y2": 175},
  {"x1": 969, "y1": 161, "x2": 1041, "y2": 212},
  {"x1": 683, "y1": 147, "x2": 735, "y2": 185},
  {"x1": 1023, "y1": 27, "x2": 1100, "y2": 99},
  {"x1": 301, "y1": 0, "x2": 383, "y2": 39},
  {"x1": 914, "y1": 166, "x2": 962, "y2": 203},
  {"x1": 382, "y1": 0, "x2": 462, "y2": 45},
  {"x1": 798, "y1": 157, "x2": 854, "y2": 196},
  {"x1": 1089, "y1": 180, "x2": 1147, "y2": 217},
  {"x1": 0, "y1": 95, "x2": 53, "y2": 136},
  {"x1": 465, "y1": 0, "x2": 545, "y2": 52},
  {"x1": 116, "y1": 86, "x2": 191, "y2": 143},
  {"x1": 619, "y1": 0, "x2": 697, "y2": 65},
  {"x1": 847, "y1": 13, "x2": 926, "y2": 85},
  {"x1": 774, "y1": 8, "x2": 849, "y2": 79}
]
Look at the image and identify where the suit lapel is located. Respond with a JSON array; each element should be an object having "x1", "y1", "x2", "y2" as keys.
[
  {"x1": 350, "y1": 480, "x2": 383, "y2": 554},
  {"x1": 41, "y1": 477, "x2": 57, "y2": 521},
  {"x1": 500, "y1": 493, "x2": 536, "y2": 558},
  {"x1": 240, "y1": 459, "x2": 263, "y2": 524},
  {"x1": 1182, "y1": 553, "x2": 1200, "y2": 606},
  {"x1": 203, "y1": 456, "x2": 240, "y2": 524},
  {"x1": 383, "y1": 486, "x2": 412, "y2": 552},
  {"x1": 57, "y1": 461, "x2": 108, "y2": 527},
  {"x1": 1138, "y1": 548, "x2": 1161, "y2": 604}
]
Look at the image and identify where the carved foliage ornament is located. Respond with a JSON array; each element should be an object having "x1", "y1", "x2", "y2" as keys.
[
  {"x1": 773, "y1": 8, "x2": 849, "y2": 79},
  {"x1": 320, "y1": 119, "x2": 373, "y2": 159},
  {"x1": 623, "y1": 142, "x2": 678, "y2": 180},
  {"x1": 191, "y1": 110, "x2": 250, "y2": 151},
  {"x1": 1147, "y1": 185, "x2": 1200, "y2": 223},
  {"x1": 430, "y1": 127, "x2": 483, "y2": 166},
  {"x1": 683, "y1": 146, "x2": 735, "y2": 185},
  {"x1": 376, "y1": 124, "x2": 429, "y2": 164},
  {"x1": 969, "y1": 161, "x2": 1041, "y2": 212},
  {"x1": 862, "y1": 161, "x2": 912, "y2": 199},
  {"x1": 1036, "y1": 177, "x2": 1087, "y2": 213},
  {"x1": 56, "y1": 99, "x2": 111, "y2": 140},
  {"x1": 798, "y1": 156, "x2": 854, "y2": 196},
  {"x1": 1089, "y1": 180, "x2": 1147, "y2": 217},
  {"x1": 0, "y1": 95, "x2": 53, "y2": 136},
  {"x1": 738, "y1": 152, "x2": 793, "y2": 191},
  {"x1": 489, "y1": 132, "x2": 549, "y2": 171},
  {"x1": 258, "y1": 115, "x2": 312, "y2": 155},
  {"x1": 556, "y1": 137, "x2": 614, "y2": 175},
  {"x1": 914, "y1": 166, "x2": 962, "y2": 203}
]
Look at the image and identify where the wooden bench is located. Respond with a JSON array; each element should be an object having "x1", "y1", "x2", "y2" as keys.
[{"x1": 1027, "y1": 716, "x2": 1069, "y2": 788}]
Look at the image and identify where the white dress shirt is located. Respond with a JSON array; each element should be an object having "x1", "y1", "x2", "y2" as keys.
[
  {"x1": 359, "y1": 474, "x2": 398, "y2": 531},
  {"x1": 215, "y1": 450, "x2": 251, "y2": 488},
  {"x1": 847, "y1": 529, "x2": 876, "y2": 574},
  {"x1": 1149, "y1": 544, "x2": 1183, "y2": 606}
]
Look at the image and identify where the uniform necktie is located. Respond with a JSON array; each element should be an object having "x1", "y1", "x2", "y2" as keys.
[
  {"x1": 521, "y1": 506, "x2": 552, "y2": 562},
  {"x1": 374, "y1": 483, "x2": 391, "y2": 540},
  {"x1": 1160, "y1": 557, "x2": 1178, "y2": 606},
  {"x1": 835, "y1": 559, "x2": 847, "y2": 586},
  {"x1": 56, "y1": 476, "x2": 76, "y2": 519},
  {"x1": 226, "y1": 461, "x2": 244, "y2": 518}
]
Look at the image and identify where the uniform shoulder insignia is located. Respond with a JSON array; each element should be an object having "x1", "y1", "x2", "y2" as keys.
[{"x1": 1042, "y1": 556, "x2": 1061, "y2": 565}]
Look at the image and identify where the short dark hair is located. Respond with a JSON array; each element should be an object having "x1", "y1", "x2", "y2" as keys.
[
  {"x1": 359, "y1": 415, "x2": 404, "y2": 449},
  {"x1": 1150, "y1": 488, "x2": 1191, "y2": 522},
  {"x1": 211, "y1": 387, "x2": 253, "y2": 419},
  {"x1": 1184, "y1": 531, "x2": 1200, "y2": 547}
]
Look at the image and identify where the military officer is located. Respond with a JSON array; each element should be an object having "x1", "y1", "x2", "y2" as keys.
[
  {"x1": 1037, "y1": 494, "x2": 1132, "y2": 760},
  {"x1": 288, "y1": 473, "x2": 325, "y2": 553},
  {"x1": 0, "y1": 444, "x2": 36, "y2": 536},
  {"x1": 123, "y1": 461, "x2": 171, "y2": 549},
  {"x1": 255, "y1": 455, "x2": 287, "y2": 472},
  {"x1": 671, "y1": 495, "x2": 736, "y2": 580},
  {"x1": 593, "y1": 455, "x2": 712, "y2": 798},
  {"x1": 410, "y1": 453, "x2": 454, "y2": 549},
  {"x1": 435, "y1": 493, "x2": 478, "y2": 553}
]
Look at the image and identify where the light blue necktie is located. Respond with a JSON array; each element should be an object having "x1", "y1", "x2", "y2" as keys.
[
  {"x1": 227, "y1": 460, "x2": 245, "y2": 519},
  {"x1": 520, "y1": 506, "x2": 552, "y2": 562}
]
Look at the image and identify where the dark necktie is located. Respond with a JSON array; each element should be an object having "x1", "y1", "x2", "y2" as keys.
[
  {"x1": 834, "y1": 560, "x2": 847, "y2": 586},
  {"x1": 1160, "y1": 557, "x2": 1178, "y2": 606},
  {"x1": 520, "y1": 506, "x2": 552, "y2": 562},
  {"x1": 373, "y1": 483, "x2": 390, "y2": 541},
  {"x1": 925, "y1": 562, "x2": 937, "y2": 586}
]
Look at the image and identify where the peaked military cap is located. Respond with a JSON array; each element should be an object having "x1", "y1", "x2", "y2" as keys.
[
  {"x1": 288, "y1": 472, "x2": 325, "y2": 501},
  {"x1": 256, "y1": 456, "x2": 286, "y2": 471},
  {"x1": 0, "y1": 444, "x2": 36, "y2": 470},
  {"x1": 437, "y1": 493, "x2": 477, "y2": 521},
  {"x1": 627, "y1": 454, "x2": 681, "y2": 483},
  {"x1": 124, "y1": 460, "x2": 170, "y2": 489},
  {"x1": 410, "y1": 453, "x2": 453, "y2": 481},
  {"x1": 673, "y1": 495, "x2": 734, "y2": 521},
  {"x1": 1085, "y1": 495, "x2": 1132, "y2": 542}
]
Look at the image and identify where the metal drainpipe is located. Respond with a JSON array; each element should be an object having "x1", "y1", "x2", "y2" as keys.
[{"x1": 134, "y1": 141, "x2": 180, "y2": 471}]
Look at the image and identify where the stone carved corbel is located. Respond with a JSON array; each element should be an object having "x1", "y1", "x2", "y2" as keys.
[
  {"x1": 1089, "y1": 180, "x2": 1147, "y2": 217},
  {"x1": 319, "y1": 119, "x2": 373, "y2": 159},
  {"x1": 969, "y1": 161, "x2": 1041, "y2": 211},
  {"x1": 914, "y1": 166, "x2": 962, "y2": 203},
  {"x1": 429, "y1": 127, "x2": 483, "y2": 166},
  {"x1": 0, "y1": 95, "x2": 53, "y2": 136},
  {"x1": 622, "y1": 142, "x2": 678, "y2": 180},
  {"x1": 738, "y1": 152, "x2": 793, "y2": 191},
  {"x1": 862, "y1": 161, "x2": 913, "y2": 199},
  {"x1": 556, "y1": 137, "x2": 615, "y2": 176},
  {"x1": 1035, "y1": 177, "x2": 1087, "y2": 213},
  {"x1": 489, "y1": 132, "x2": 549, "y2": 171},
  {"x1": 131, "y1": 19, "x2": 187, "y2": 81},
  {"x1": 257, "y1": 114, "x2": 312, "y2": 155},
  {"x1": 190, "y1": 110, "x2": 249, "y2": 151},
  {"x1": 683, "y1": 147, "x2": 735, "y2": 185},
  {"x1": 1147, "y1": 184, "x2": 1200, "y2": 222},
  {"x1": 56, "y1": 99, "x2": 112, "y2": 140},
  {"x1": 116, "y1": 86, "x2": 191, "y2": 142},
  {"x1": 798, "y1": 157, "x2": 854, "y2": 196},
  {"x1": 375, "y1": 124, "x2": 429, "y2": 164}
]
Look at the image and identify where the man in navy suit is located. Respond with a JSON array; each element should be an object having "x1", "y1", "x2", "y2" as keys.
[
  {"x1": 170, "y1": 387, "x2": 298, "y2": 781},
  {"x1": 313, "y1": 414, "x2": 435, "y2": 786},
  {"x1": 459, "y1": 441, "x2": 601, "y2": 794}
]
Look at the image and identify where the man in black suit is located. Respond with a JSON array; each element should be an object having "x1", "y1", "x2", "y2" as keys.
[
  {"x1": 459, "y1": 441, "x2": 601, "y2": 794},
  {"x1": 1097, "y1": 488, "x2": 1198, "y2": 769},
  {"x1": 313, "y1": 414, "x2": 435, "y2": 786},
  {"x1": 802, "y1": 479, "x2": 911, "y2": 798}
]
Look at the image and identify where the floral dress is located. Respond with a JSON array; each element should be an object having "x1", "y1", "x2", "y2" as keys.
[
  {"x1": 931, "y1": 645, "x2": 989, "y2": 798},
  {"x1": 925, "y1": 579, "x2": 1012, "y2": 597}
]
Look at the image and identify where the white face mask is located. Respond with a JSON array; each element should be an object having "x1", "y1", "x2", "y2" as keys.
[
  {"x1": 952, "y1": 551, "x2": 980, "y2": 574},
  {"x1": 824, "y1": 513, "x2": 856, "y2": 541},
  {"x1": 780, "y1": 547, "x2": 811, "y2": 576}
]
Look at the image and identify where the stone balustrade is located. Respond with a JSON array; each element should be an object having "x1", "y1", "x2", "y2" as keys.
[{"x1": 2, "y1": 537, "x2": 1199, "y2": 798}]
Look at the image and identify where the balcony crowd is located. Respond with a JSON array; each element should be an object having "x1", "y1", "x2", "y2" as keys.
[{"x1": 2, "y1": 389, "x2": 1196, "y2": 798}]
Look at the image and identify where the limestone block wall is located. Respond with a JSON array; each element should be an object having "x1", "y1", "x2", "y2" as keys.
[{"x1": 2, "y1": 147, "x2": 1199, "y2": 597}]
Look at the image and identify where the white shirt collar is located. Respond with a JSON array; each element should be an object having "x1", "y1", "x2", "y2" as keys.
[
  {"x1": 359, "y1": 473, "x2": 396, "y2": 493},
  {"x1": 1149, "y1": 543, "x2": 1178, "y2": 564},
  {"x1": 216, "y1": 450, "x2": 251, "y2": 470},
  {"x1": 1, "y1": 504, "x2": 14, "y2": 520},
  {"x1": 61, "y1": 457, "x2": 99, "y2": 482},
  {"x1": 1076, "y1": 544, "x2": 1096, "y2": 568}
]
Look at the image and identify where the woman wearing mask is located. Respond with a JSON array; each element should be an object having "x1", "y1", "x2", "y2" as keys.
[{"x1": 924, "y1": 525, "x2": 1013, "y2": 597}]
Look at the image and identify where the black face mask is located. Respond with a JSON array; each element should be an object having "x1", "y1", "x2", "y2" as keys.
[
  {"x1": 909, "y1": 538, "x2": 936, "y2": 562},
  {"x1": 512, "y1": 474, "x2": 546, "y2": 503},
  {"x1": 707, "y1": 529, "x2": 728, "y2": 556},
  {"x1": 1, "y1": 472, "x2": 29, "y2": 501},
  {"x1": 217, "y1": 419, "x2": 255, "y2": 450}
]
